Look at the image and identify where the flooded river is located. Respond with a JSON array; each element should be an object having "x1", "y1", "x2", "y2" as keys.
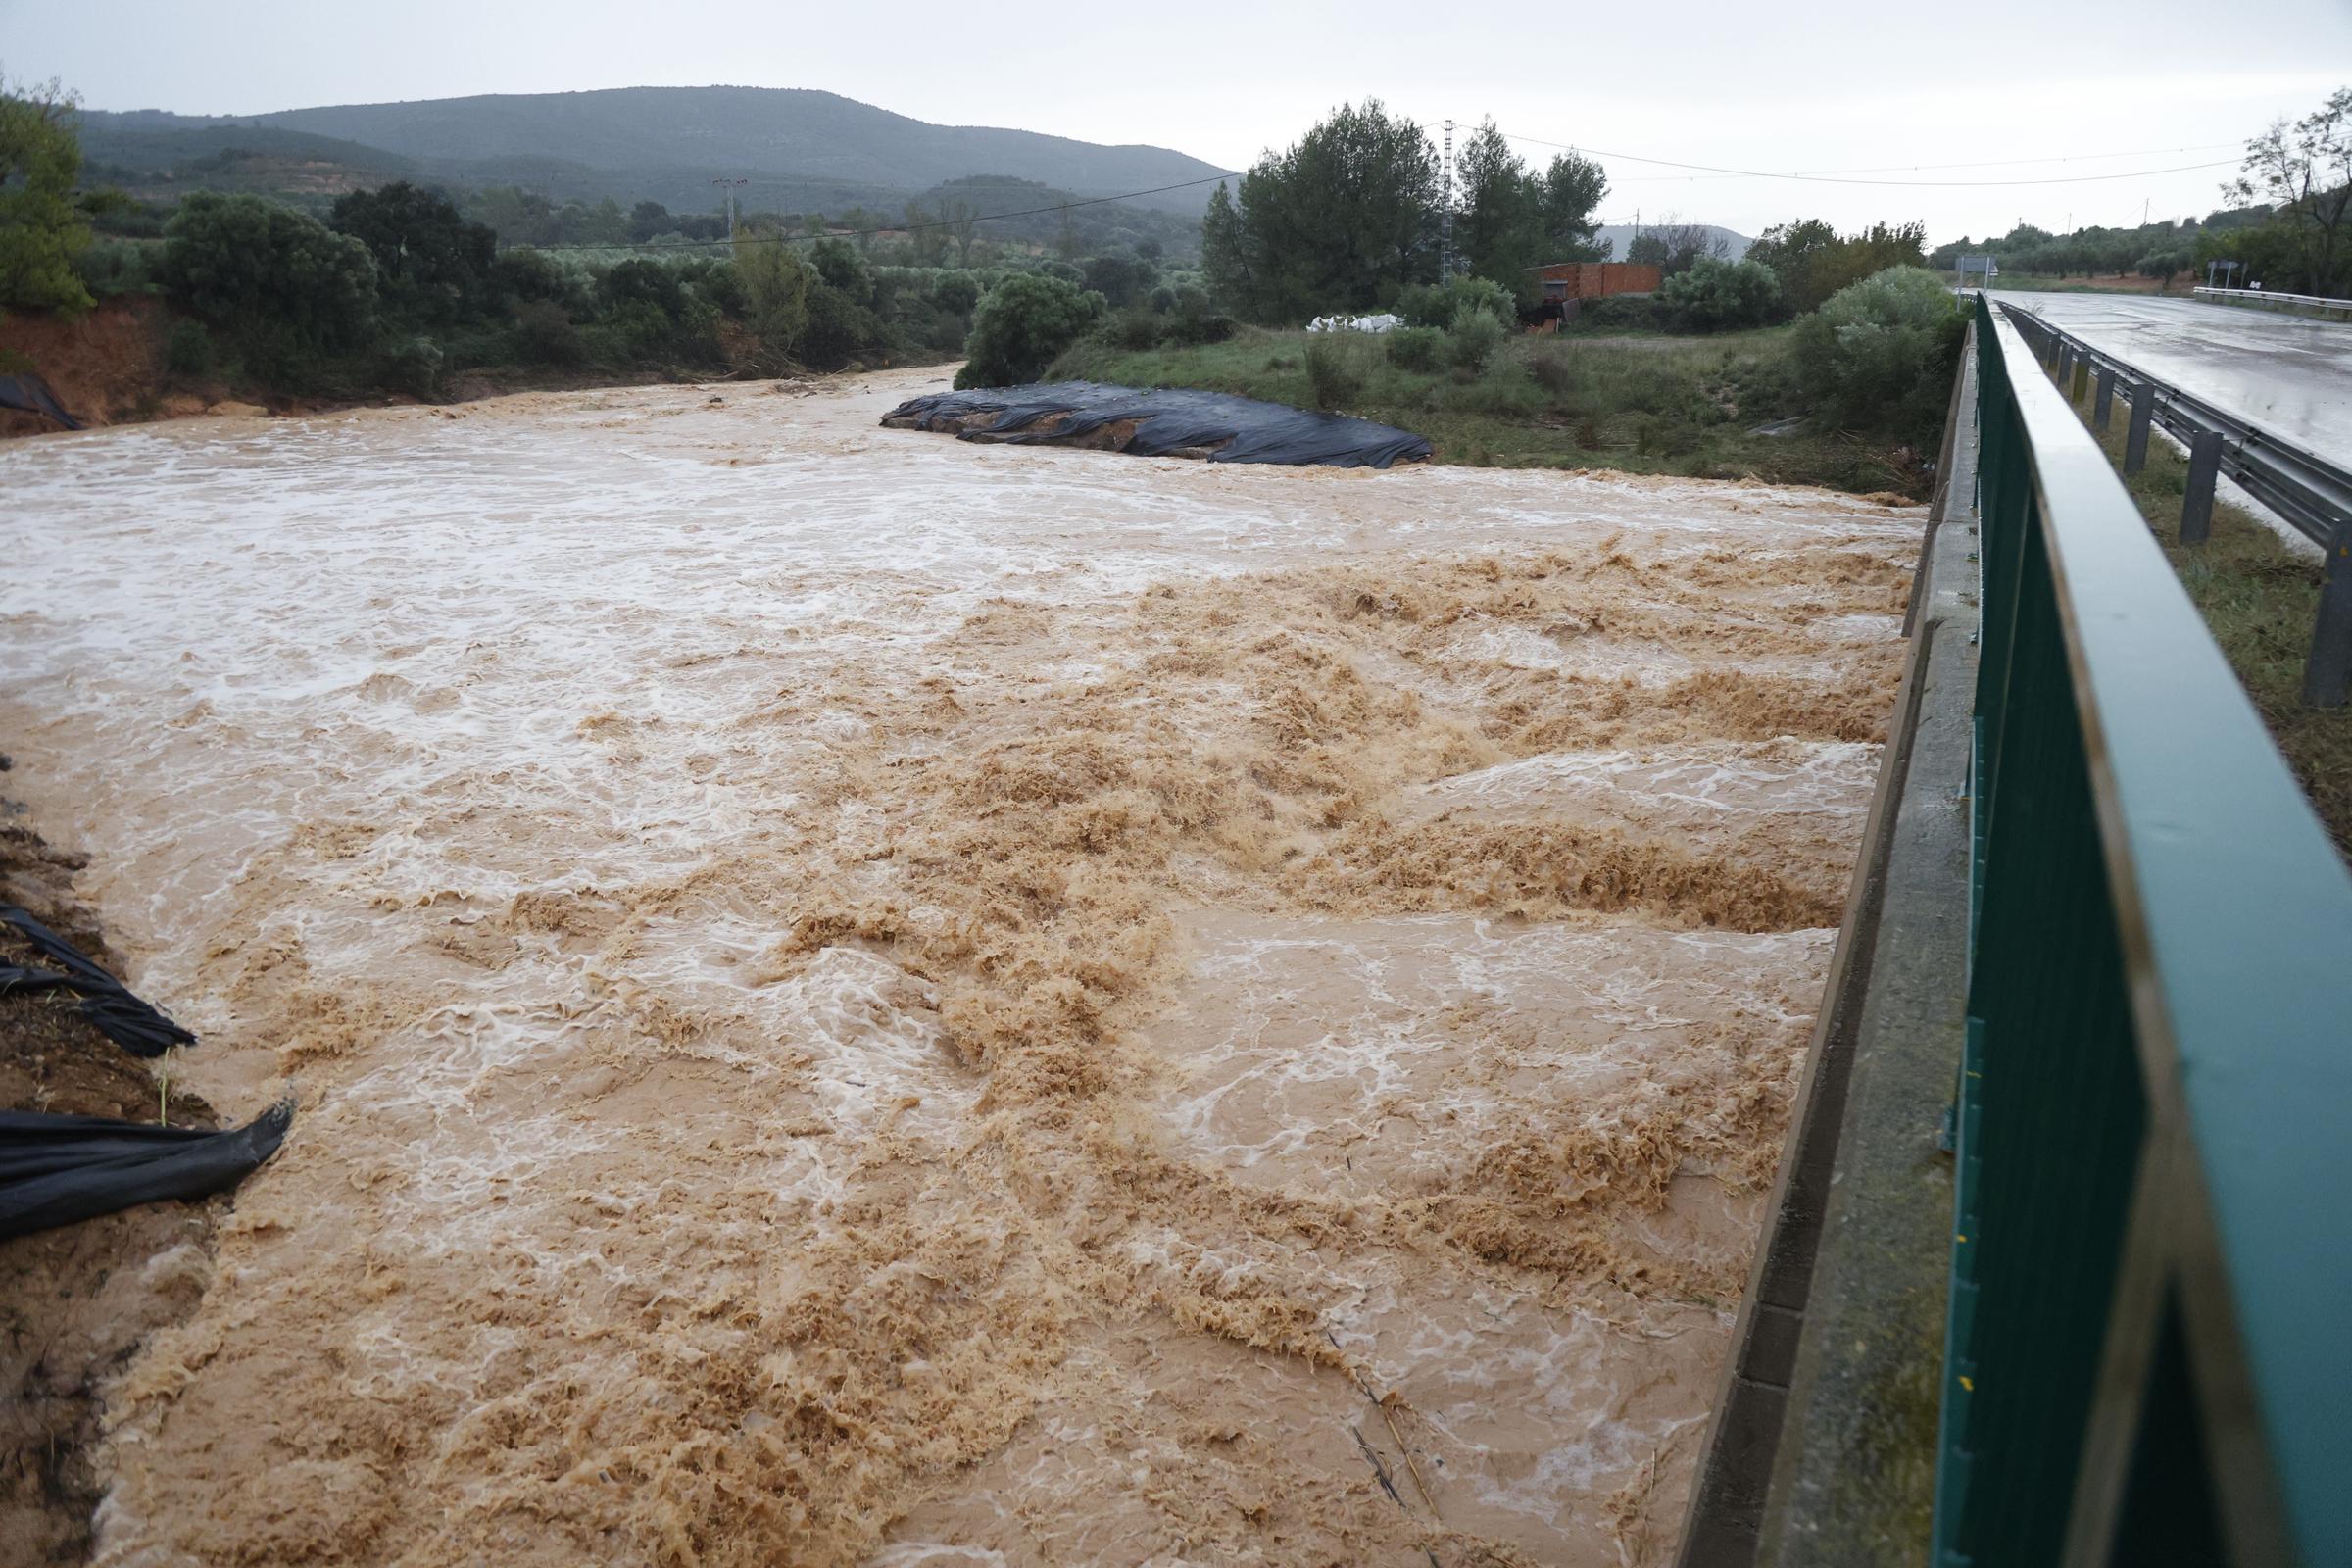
[{"x1": 0, "y1": 369, "x2": 1916, "y2": 1566}]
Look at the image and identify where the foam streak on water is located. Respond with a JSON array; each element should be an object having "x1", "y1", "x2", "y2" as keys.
[{"x1": 0, "y1": 370, "x2": 1917, "y2": 1567}]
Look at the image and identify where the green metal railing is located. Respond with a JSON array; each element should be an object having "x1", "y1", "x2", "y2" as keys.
[{"x1": 1935, "y1": 297, "x2": 2352, "y2": 1566}]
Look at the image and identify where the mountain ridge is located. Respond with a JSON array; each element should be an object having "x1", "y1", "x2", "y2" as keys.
[
  {"x1": 1590, "y1": 222, "x2": 1754, "y2": 263},
  {"x1": 79, "y1": 86, "x2": 1229, "y2": 216}
]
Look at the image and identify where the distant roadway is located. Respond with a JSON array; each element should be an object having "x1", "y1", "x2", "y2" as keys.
[{"x1": 1990, "y1": 289, "x2": 2352, "y2": 463}]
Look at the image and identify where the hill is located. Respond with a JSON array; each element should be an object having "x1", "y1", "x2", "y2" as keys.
[
  {"x1": 77, "y1": 117, "x2": 417, "y2": 205},
  {"x1": 1590, "y1": 223, "x2": 1753, "y2": 262},
  {"x1": 80, "y1": 86, "x2": 1228, "y2": 218}
]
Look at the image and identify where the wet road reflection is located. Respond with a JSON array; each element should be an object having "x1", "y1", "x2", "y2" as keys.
[{"x1": 1994, "y1": 290, "x2": 2352, "y2": 461}]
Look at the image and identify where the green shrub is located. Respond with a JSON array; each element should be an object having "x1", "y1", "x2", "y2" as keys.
[
  {"x1": 491, "y1": 249, "x2": 573, "y2": 306},
  {"x1": 378, "y1": 334, "x2": 446, "y2": 400},
  {"x1": 1447, "y1": 304, "x2": 1506, "y2": 372},
  {"x1": 1387, "y1": 325, "x2": 1445, "y2": 372},
  {"x1": 1528, "y1": 341, "x2": 1575, "y2": 395},
  {"x1": 159, "y1": 192, "x2": 379, "y2": 363},
  {"x1": 595, "y1": 301, "x2": 671, "y2": 359},
  {"x1": 1578, "y1": 294, "x2": 1671, "y2": 332},
  {"x1": 598, "y1": 259, "x2": 687, "y2": 318},
  {"x1": 1432, "y1": 356, "x2": 1541, "y2": 417},
  {"x1": 1082, "y1": 251, "x2": 1158, "y2": 309},
  {"x1": 932, "y1": 273, "x2": 980, "y2": 316},
  {"x1": 894, "y1": 297, "x2": 967, "y2": 356},
  {"x1": 1398, "y1": 274, "x2": 1516, "y2": 330},
  {"x1": 957, "y1": 273, "x2": 1106, "y2": 387},
  {"x1": 694, "y1": 261, "x2": 747, "y2": 318},
  {"x1": 329, "y1": 181, "x2": 497, "y2": 325},
  {"x1": 1662, "y1": 257, "x2": 1783, "y2": 331},
  {"x1": 512, "y1": 299, "x2": 583, "y2": 366},
  {"x1": 164, "y1": 318, "x2": 213, "y2": 377},
  {"x1": 431, "y1": 324, "x2": 517, "y2": 371},
  {"x1": 0, "y1": 87, "x2": 95, "y2": 314},
  {"x1": 732, "y1": 232, "x2": 813, "y2": 369},
  {"x1": 1304, "y1": 336, "x2": 1366, "y2": 409},
  {"x1": 799, "y1": 283, "x2": 885, "y2": 369},
  {"x1": 74, "y1": 239, "x2": 157, "y2": 299},
  {"x1": 1103, "y1": 306, "x2": 1168, "y2": 351},
  {"x1": 1749, "y1": 220, "x2": 1929, "y2": 315},
  {"x1": 1163, "y1": 307, "x2": 1238, "y2": 347},
  {"x1": 1793, "y1": 266, "x2": 1964, "y2": 440}
]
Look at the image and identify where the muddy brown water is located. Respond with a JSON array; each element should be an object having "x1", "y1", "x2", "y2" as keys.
[{"x1": 0, "y1": 368, "x2": 1918, "y2": 1567}]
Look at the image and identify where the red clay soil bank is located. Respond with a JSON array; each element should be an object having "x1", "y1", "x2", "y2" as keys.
[{"x1": 0, "y1": 298, "x2": 174, "y2": 438}]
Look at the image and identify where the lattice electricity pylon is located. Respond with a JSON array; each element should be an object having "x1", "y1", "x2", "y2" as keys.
[{"x1": 1441, "y1": 120, "x2": 1456, "y2": 277}]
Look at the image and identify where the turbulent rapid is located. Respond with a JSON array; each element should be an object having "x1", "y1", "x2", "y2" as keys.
[{"x1": 0, "y1": 368, "x2": 1916, "y2": 1567}]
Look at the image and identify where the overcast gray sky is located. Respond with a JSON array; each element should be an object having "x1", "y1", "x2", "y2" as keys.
[{"x1": 5, "y1": 0, "x2": 2346, "y2": 240}]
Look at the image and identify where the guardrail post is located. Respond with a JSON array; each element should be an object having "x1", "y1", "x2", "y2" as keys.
[
  {"x1": 2306, "y1": 522, "x2": 2352, "y2": 708},
  {"x1": 2180, "y1": 431, "x2": 2223, "y2": 544},
  {"x1": 2058, "y1": 343, "x2": 2075, "y2": 385},
  {"x1": 2071, "y1": 359, "x2": 2089, "y2": 404},
  {"x1": 2093, "y1": 368, "x2": 2114, "y2": 430},
  {"x1": 2125, "y1": 383, "x2": 2154, "y2": 476}
]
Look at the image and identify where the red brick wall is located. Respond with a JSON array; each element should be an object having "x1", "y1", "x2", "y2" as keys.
[{"x1": 1531, "y1": 263, "x2": 1663, "y2": 299}]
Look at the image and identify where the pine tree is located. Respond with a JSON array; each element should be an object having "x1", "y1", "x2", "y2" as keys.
[{"x1": 0, "y1": 81, "x2": 95, "y2": 315}]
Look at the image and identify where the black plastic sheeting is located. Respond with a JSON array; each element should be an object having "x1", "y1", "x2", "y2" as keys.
[
  {"x1": 883, "y1": 380, "x2": 1433, "y2": 469},
  {"x1": 1, "y1": 1102, "x2": 293, "y2": 1240},
  {"x1": 2, "y1": 906, "x2": 196, "y2": 1057},
  {"x1": 1, "y1": 905, "x2": 286, "y2": 1238},
  {"x1": 0, "y1": 372, "x2": 83, "y2": 431}
]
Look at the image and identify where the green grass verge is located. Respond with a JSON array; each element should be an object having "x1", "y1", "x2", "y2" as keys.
[
  {"x1": 1048, "y1": 325, "x2": 1934, "y2": 497},
  {"x1": 2047, "y1": 366, "x2": 2352, "y2": 857}
]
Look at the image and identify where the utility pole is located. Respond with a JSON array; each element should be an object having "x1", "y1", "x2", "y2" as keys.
[
  {"x1": 1441, "y1": 120, "x2": 1456, "y2": 279},
  {"x1": 712, "y1": 177, "x2": 748, "y2": 239}
]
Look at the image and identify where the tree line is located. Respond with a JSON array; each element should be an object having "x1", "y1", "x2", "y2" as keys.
[
  {"x1": 1199, "y1": 103, "x2": 1611, "y2": 322},
  {"x1": 3, "y1": 76, "x2": 1237, "y2": 408},
  {"x1": 1932, "y1": 88, "x2": 2347, "y2": 295}
]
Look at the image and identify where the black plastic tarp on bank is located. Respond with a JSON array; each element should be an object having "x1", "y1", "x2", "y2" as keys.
[
  {"x1": 0, "y1": 1103, "x2": 294, "y2": 1240},
  {"x1": 883, "y1": 381, "x2": 1434, "y2": 469},
  {"x1": 0, "y1": 373, "x2": 83, "y2": 431},
  {"x1": 2, "y1": 905, "x2": 196, "y2": 1056},
  {"x1": 2, "y1": 906, "x2": 288, "y2": 1239}
]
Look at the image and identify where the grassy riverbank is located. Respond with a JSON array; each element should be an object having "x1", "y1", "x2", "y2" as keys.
[{"x1": 1049, "y1": 325, "x2": 1936, "y2": 497}]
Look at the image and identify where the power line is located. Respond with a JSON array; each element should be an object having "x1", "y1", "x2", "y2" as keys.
[
  {"x1": 1494, "y1": 130, "x2": 2238, "y2": 187},
  {"x1": 1787, "y1": 142, "x2": 2241, "y2": 176},
  {"x1": 503, "y1": 122, "x2": 2243, "y2": 258},
  {"x1": 1595, "y1": 143, "x2": 2245, "y2": 184}
]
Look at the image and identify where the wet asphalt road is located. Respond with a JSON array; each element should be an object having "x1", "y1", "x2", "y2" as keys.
[{"x1": 1992, "y1": 290, "x2": 2352, "y2": 463}]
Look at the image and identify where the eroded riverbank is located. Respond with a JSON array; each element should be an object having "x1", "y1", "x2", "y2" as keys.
[{"x1": 0, "y1": 368, "x2": 1916, "y2": 1566}]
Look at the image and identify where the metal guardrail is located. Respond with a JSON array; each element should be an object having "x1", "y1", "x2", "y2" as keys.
[
  {"x1": 1934, "y1": 296, "x2": 2352, "y2": 1568},
  {"x1": 2192, "y1": 285, "x2": 2352, "y2": 320},
  {"x1": 1997, "y1": 300, "x2": 2352, "y2": 705}
]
